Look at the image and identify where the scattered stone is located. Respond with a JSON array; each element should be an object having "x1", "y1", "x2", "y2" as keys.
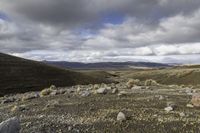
[
  {"x1": 0, "y1": 117, "x2": 20, "y2": 133},
  {"x1": 22, "y1": 93, "x2": 39, "y2": 101},
  {"x1": 118, "y1": 91, "x2": 128, "y2": 96},
  {"x1": 44, "y1": 100, "x2": 60, "y2": 109},
  {"x1": 11, "y1": 105, "x2": 27, "y2": 112},
  {"x1": 179, "y1": 112, "x2": 185, "y2": 117},
  {"x1": 191, "y1": 93, "x2": 200, "y2": 107},
  {"x1": 50, "y1": 90, "x2": 58, "y2": 96},
  {"x1": 80, "y1": 91, "x2": 91, "y2": 97},
  {"x1": 158, "y1": 118, "x2": 163, "y2": 122},
  {"x1": 100, "y1": 83, "x2": 107, "y2": 88},
  {"x1": 117, "y1": 112, "x2": 126, "y2": 121},
  {"x1": 76, "y1": 86, "x2": 82, "y2": 93},
  {"x1": 158, "y1": 95, "x2": 164, "y2": 100},
  {"x1": 93, "y1": 84, "x2": 100, "y2": 90},
  {"x1": 40, "y1": 88, "x2": 53, "y2": 97},
  {"x1": 185, "y1": 88, "x2": 193, "y2": 95},
  {"x1": 166, "y1": 101, "x2": 176, "y2": 108},
  {"x1": 145, "y1": 86, "x2": 150, "y2": 89},
  {"x1": 106, "y1": 87, "x2": 112, "y2": 90},
  {"x1": 68, "y1": 126, "x2": 72, "y2": 131},
  {"x1": 144, "y1": 79, "x2": 158, "y2": 86},
  {"x1": 164, "y1": 106, "x2": 173, "y2": 112},
  {"x1": 112, "y1": 88, "x2": 118, "y2": 94},
  {"x1": 126, "y1": 79, "x2": 140, "y2": 88},
  {"x1": 96, "y1": 88, "x2": 107, "y2": 94},
  {"x1": 131, "y1": 86, "x2": 142, "y2": 90},
  {"x1": 1, "y1": 98, "x2": 15, "y2": 104},
  {"x1": 57, "y1": 89, "x2": 66, "y2": 94},
  {"x1": 186, "y1": 104, "x2": 194, "y2": 108},
  {"x1": 153, "y1": 114, "x2": 158, "y2": 117}
]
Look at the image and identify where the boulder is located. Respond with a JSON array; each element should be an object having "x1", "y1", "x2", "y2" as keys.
[
  {"x1": 164, "y1": 106, "x2": 173, "y2": 112},
  {"x1": 0, "y1": 117, "x2": 20, "y2": 133},
  {"x1": 112, "y1": 88, "x2": 118, "y2": 94},
  {"x1": 80, "y1": 91, "x2": 91, "y2": 97},
  {"x1": 117, "y1": 112, "x2": 126, "y2": 121},
  {"x1": 96, "y1": 88, "x2": 107, "y2": 94}
]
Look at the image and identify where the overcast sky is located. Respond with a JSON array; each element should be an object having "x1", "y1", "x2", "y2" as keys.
[{"x1": 0, "y1": 0, "x2": 200, "y2": 63}]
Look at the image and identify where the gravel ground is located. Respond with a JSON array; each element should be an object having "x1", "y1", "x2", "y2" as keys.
[{"x1": 1, "y1": 81, "x2": 200, "y2": 133}]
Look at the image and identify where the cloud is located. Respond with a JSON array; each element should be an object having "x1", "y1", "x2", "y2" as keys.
[
  {"x1": 1, "y1": 0, "x2": 200, "y2": 63},
  {"x1": 1, "y1": 0, "x2": 200, "y2": 27}
]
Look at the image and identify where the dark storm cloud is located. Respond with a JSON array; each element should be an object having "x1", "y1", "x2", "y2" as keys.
[{"x1": 2, "y1": 0, "x2": 200, "y2": 27}]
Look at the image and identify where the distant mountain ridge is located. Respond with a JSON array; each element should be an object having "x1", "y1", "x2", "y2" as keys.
[{"x1": 43, "y1": 61, "x2": 172, "y2": 69}]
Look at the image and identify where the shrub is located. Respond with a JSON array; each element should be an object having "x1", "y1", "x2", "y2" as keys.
[
  {"x1": 40, "y1": 85, "x2": 57, "y2": 97},
  {"x1": 126, "y1": 79, "x2": 141, "y2": 88},
  {"x1": 144, "y1": 79, "x2": 159, "y2": 86}
]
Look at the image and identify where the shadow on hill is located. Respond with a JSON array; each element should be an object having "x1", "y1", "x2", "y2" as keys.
[{"x1": 0, "y1": 53, "x2": 111, "y2": 96}]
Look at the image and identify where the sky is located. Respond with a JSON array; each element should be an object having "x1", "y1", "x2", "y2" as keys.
[{"x1": 0, "y1": 0, "x2": 200, "y2": 64}]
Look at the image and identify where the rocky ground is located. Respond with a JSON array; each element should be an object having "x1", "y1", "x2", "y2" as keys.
[{"x1": 1, "y1": 78, "x2": 200, "y2": 133}]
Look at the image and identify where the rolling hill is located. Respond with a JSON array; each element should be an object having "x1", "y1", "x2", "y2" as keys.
[
  {"x1": 0, "y1": 53, "x2": 109, "y2": 96},
  {"x1": 121, "y1": 66, "x2": 200, "y2": 86}
]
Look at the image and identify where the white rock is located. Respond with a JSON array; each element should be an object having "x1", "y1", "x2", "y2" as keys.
[
  {"x1": 68, "y1": 126, "x2": 72, "y2": 131},
  {"x1": 50, "y1": 90, "x2": 58, "y2": 96},
  {"x1": 179, "y1": 112, "x2": 185, "y2": 117},
  {"x1": 81, "y1": 91, "x2": 91, "y2": 97},
  {"x1": 164, "y1": 106, "x2": 173, "y2": 112},
  {"x1": 96, "y1": 88, "x2": 107, "y2": 94},
  {"x1": 93, "y1": 84, "x2": 100, "y2": 90},
  {"x1": 118, "y1": 91, "x2": 127, "y2": 96},
  {"x1": 0, "y1": 117, "x2": 20, "y2": 133},
  {"x1": 117, "y1": 112, "x2": 126, "y2": 121},
  {"x1": 106, "y1": 87, "x2": 112, "y2": 90},
  {"x1": 131, "y1": 86, "x2": 142, "y2": 90},
  {"x1": 112, "y1": 88, "x2": 118, "y2": 94},
  {"x1": 186, "y1": 104, "x2": 194, "y2": 108},
  {"x1": 159, "y1": 95, "x2": 164, "y2": 100}
]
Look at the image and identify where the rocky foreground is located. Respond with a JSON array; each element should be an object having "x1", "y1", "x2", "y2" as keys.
[{"x1": 1, "y1": 79, "x2": 200, "y2": 133}]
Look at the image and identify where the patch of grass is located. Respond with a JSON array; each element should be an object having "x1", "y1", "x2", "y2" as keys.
[{"x1": 122, "y1": 67, "x2": 200, "y2": 85}]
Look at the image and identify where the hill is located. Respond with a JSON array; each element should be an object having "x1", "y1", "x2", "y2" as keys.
[
  {"x1": 43, "y1": 61, "x2": 172, "y2": 69},
  {"x1": 120, "y1": 66, "x2": 200, "y2": 85},
  {"x1": 0, "y1": 53, "x2": 110, "y2": 96}
]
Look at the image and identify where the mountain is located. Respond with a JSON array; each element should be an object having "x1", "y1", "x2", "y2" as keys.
[
  {"x1": 43, "y1": 61, "x2": 172, "y2": 69},
  {"x1": 0, "y1": 53, "x2": 109, "y2": 96}
]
